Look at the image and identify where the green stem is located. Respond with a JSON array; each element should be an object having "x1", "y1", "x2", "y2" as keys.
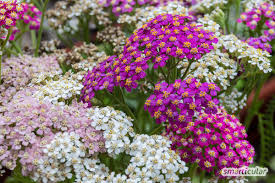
[
  {"x1": 31, "y1": 30, "x2": 37, "y2": 50},
  {"x1": 233, "y1": 0, "x2": 241, "y2": 34},
  {"x1": 11, "y1": 41, "x2": 22, "y2": 54},
  {"x1": 106, "y1": 90, "x2": 137, "y2": 121},
  {"x1": 34, "y1": 0, "x2": 49, "y2": 57},
  {"x1": 159, "y1": 67, "x2": 169, "y2": 82},
  {"x1": 0, "y1": 28, "x2": 12, "y2": 84},
  {"x1": 149, "y1": 124, "x2": 163, "y2": 135},
  {"x1": 189, "y1": 164, "x2": 198, "y2": 181},
  {"x1": 245, "y1": 74, "x2": 268, "y2": 128},
  {"x1": 181, "y1": 60, "x2": 193, "y2": 80},
  {"x1": 199, "y1": 170, "x2": 205, "y2": 183}
]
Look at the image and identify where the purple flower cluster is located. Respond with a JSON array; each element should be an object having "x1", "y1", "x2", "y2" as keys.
[
  {"x1": 0, "y1": 0, "x2": 23, "y2": 29},
  {"x1": 80, "y1": 56, "x2": 117, "y2": 106},
  {"x1": 238, "y1": 2, "x2": 274, "y2": 39},
  {"x1": 10, "y1": 3, "x2": 41, "y2": 40},
  {"x1": 100, "y1": 0, "x2": 173, "y2": 16},
  {"x1": 165, "y1": 108, "x2": 255, "y2": 176},
  {"x1": 0, "y1": 89, "x2": 105, "y2": 176},
  {"x1": 246, "y1": 36, "x2": 272, "y2": 53},
  {"x1": 144, "y1": 78, "x2": 220, "y2": 125},
  {"x1": 81, "y1": 14, "x2": 218, "y2": 106}
]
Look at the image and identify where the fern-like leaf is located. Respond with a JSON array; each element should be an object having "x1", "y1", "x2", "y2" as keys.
[{"x1": 258, "y1": 97, "x2": 275, "y2": 167}]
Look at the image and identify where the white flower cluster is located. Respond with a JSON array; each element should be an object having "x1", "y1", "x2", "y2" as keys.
[
  {"x1": 47, "y1": 0, "x2": 110, "y2": 35},
  {"x1": 88, "y1": 107, "x2": 135, "y2": 157},
  {"x1": 74, "y1": 134, "x2": 189, "y2": 183},
  {"x1": 72, "y1": 51, "x2": 107, "y2": 72},
  {"x1": 218, "y1": 34, "x2": 272, "y2": 73},
  {"x1": 219, "y1": 88, "x2": 247, "y2": 113},
  {"x1": 179, "y1": 49, "x2": 238, "y2": 89},
  {"x1": 32, "y1": 132, "x2": 86, "y2": 183},
  {"x1": 118, "y1": 1, "x2": 189, "y2": 29},
  {"x1": 242, "y1": 0, "x2": 273, "y2": 11},
  {"x1": 197, "y1": 14, "x2": 221, "y2": 37},
  {"x1": 32, "y1": 71, "x2": 83, "y2": 105},
  {"x1": 229, "y1": 177, "x2": 248, "y2": 183},
  {"x1": 126, "y1": 134, "x2": 189, "y2": 182},
  {"x1": 191, "y1": 0, "x2": 228, "y2": 12}
]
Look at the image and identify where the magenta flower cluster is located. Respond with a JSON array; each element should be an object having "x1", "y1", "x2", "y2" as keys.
[
  {"x1": 81, "y1": 14, "x2": 218, "y2": 105},
  {"x1": 100, "y1": 0, "x2": 173, "y2": 16},
  {"x1": 0, "y1": 0, "x2": 23, "y2": 29},
  {"x1": 246, "y1": 36, "x2": 272, "y2": 53},
  {"x1": 237, "y1": 2, "x2": 274, "y2": 39},
  {"x1": 165, "y1": 108, "x2": 255, "y2": 176},
  {"x1": 80, "y1": 55, "x2": 117, "y2": 106},
  {"x1": 10, "y1": 2, "x2": 41, "y2": 40},
  {"x1": 144, "y1": 78, "x2": 220, "y2": 125},
  {"x1": 0, "y1": 89, "x2": 105, "y2": 176}
]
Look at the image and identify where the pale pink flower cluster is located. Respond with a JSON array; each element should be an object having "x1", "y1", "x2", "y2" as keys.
[
  {"x1": 0, "y1": 55, "x2": 61, "y2": 105},
  {"x1": 0, "y1": 88, "x2": 105, "y2": 176}
]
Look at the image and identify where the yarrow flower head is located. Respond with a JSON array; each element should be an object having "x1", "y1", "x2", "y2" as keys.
[
  {"x1": 238, "y1": 2, "x2": 274, "y2": 41},
  {"x1": 0, "y1": 89, "x2": 105, "y2": 176},
  {"x1": 99, "y1": 0, "x2": 173, "y2": 16},
  {"x1": 145, "y1": 78, "x2": 220, "y2": 125},
  {"x1": 165, "y1": 107, "x2": 255, "y2": 177},
  {"x1": 246, "y1": 36, "x2": 272, "y2": 53},
  {"x1": 0, "y1": 0, "x2": 23, "y2": 29},
  {"x1": 80, "y1": 56, "x2": 117, "y2": 106}
]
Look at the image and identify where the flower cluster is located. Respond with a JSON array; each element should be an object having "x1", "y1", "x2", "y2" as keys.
[
  {"x1": 191, "y1": 0, "x2": 228, "y2": 13},
  {"x1": 238, "y1": 2, "x2": 274, "y2": 31},
  {"x1": 126, "y1": 134, "x2": 189, "y2": 182},
  {"x1": 39, "y1": 39, "x2": 61, "y2": 54},
  {"x1": 88, "y1": 106, "x2": 135, "y2": 157},
  {"x1": 9, "y1": 2, "x2": 41, "y2": 40},
  {"x1": 31, "y1": 71, "x2": 83, "y2": 105},
  {"x1": 32, "y1": 132, "x2": 103, "y2": 183},
  {"x1": 217, "y1": 34, "x2": 272, "y2": 73},
  {"x1": 54, "y1": 42, "x2": 107, "y2": 65},
  {"x1": 145, "y1": 78, "x2": 220, "y2": 125},
  {"x1": 178, "y1": 49, "x2": 238, "y2": 90},
  {"x1": 99, "y1": 0, "x2": 172, "y2": 16},
  {"x1": 46, "y1": 0, "x2": 110, "y2": 35},
  {"x1": 246, "y1": 36, "x2": 272, "y2": 53},
  {"x1": 165, "y1": 108, "x2": 255, "y2": 176},
  {"x1": 0, "y1": 0, "x2": 23, "y2": 29},
  {"x1": 0, "y1": 89, "x2": 105, "y2": 177},
  {"x1": 219, "y1": 89, "x2": 247, "y2": 114},
  {"x1": 118, "y1": 1, "x2": 190, "y2": 29},
  {"x1": 97, "y1": 25, "x2": 126, "y2": 54},
  {"x1": 0, "y1": 55, "x2": 61, "y2": 106}
]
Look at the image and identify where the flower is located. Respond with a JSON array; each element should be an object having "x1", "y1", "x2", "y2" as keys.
[
  {"x1": 219, "y1": 88, "x2": 247, "y2": 113},
  {"x1": 116, "y1": 14, "x2": 217, "y2": 91},
  {"x1": 126, "y1": 134, "x2": 189, "y2": 182},
  {"x1": 238, "y1": 2, "x2": 274, "y2": 43},
  {"x1": 80, "y1": 55, "x2": 118, "y2": 106},
  {"x1": 0, "y1": 89, "x2": 105, "y2": 176},
  {"x1": 0, "y1": 0, "x2": 23, "y2": 29},
  {"x1": 99, "y1": 0, "x2": 175, "y2": 16},
  {"x1": 0, "y1": 55, "x2": 61, "y2": 106},
  {"x1": 165, "y1": 107, "x2": 255, "y2": 176},
  {"x1": 191, "y1": 0, "x2": 228, "y2": 13},
  {"x1": 46, "y1": 0, "x2": 111, "y2": 34},
  {"x1": 246, "y1": 36, "x2": 272, "y2": 53},
  {"x1": 31, "y1": 71, "x2": 83, "y2": 106},
  {"x1": 88, "y1": 106, "x2": 135, "y2": 157},
  {"x1": 145, "y1": 78, "x2": 220, "y2": 126},
  {"x1": 118, "y1": 1, "x2": 191, "y2": 29}
]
